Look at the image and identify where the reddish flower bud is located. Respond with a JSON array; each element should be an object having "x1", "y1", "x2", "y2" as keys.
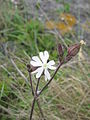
[
  {"x1": 27, "y1": 64, "x2": 37, "y2": 72},
  {"x1": 67, "y1": 44, "x2": 80, "y2": 56},
  {"x1": 58, "y1": 43, "x2": 64, "y2": 62},
  {"x1": 65, "y1": 43, "x2": 80, "y2": 62}
]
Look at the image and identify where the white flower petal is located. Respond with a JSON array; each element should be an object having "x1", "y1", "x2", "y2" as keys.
[
  {"x1": 48, "y1": 65, "x2": 56, "y2": 70},
  {"x1": 30, "y1": 61, "x2": 40, "y2": 67},
  {"x1": 47, "y1": 60, "x2": 55, "y2": 66},
  {"x1": 44, "y1": 70, "x2": 48, "y2": 81},
  {"x1": 44, "y1": 69, "x2": 51, "y2": 81},
  {"x1": 39, "y1": 51, "x2": 49, "y2": 64},
  {"x1": 32, "y1": 56, "x2": 42, "y2": 65},
  {"x1": 30, "y1": 61, "x2": 38, "y2": 67},
  {"x1": 31, "y1": 67, "x2": 43, "y2": 78},
  {"x1": 44, "y1": 51, "x2": 49, "y2": 61},
  {"x1": 39, "y1": 52, "x2": 45, "y2": 62},
  {"x1": 36, "y1": 67, "x2": 43, "y2": 78},
  {"x1": 45, "y1": 74, "x2": 48, "y2": 81},
  {"x1": 47, "y1": 60, "x2": 56, "y2": 70},
  {"x1": 30, "y1": 56, "x2": 42, "y2": 67}
]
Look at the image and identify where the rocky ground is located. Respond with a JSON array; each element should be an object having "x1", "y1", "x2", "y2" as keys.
[{"x1": 24, "y1": 0, "x2": 90, "y2": 46}]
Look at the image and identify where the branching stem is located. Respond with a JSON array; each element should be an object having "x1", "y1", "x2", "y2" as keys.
[
  {"x1": 37, "y1": 62, "x2": 63, "y2": 96},
  {"x1": 28, "y1": 61, "x2": 63, "y2": 120}
]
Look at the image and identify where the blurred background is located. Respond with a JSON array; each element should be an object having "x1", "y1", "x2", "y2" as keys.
[{"x1": 0, "y1": 0, "x2": 90, "y2": 120}]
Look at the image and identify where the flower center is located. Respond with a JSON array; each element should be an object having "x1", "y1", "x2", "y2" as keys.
[{"x1": 43, "y1": 63, "x2": 47, "y2": 69}]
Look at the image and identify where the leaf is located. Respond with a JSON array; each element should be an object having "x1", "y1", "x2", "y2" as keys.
[
  {"x1": 56, "y1": 8, "x2": 64, "y2": 14},
  {"x1": 64, "y1": 3, "x2": 70, "y2": 12},
  {"x1": 87, "y1": 73, "x2": 90, "y2": 78},
  {"x1": 56, "y1": 0, "x2": 62, "y2": 2},
  {"x1": 0, "y1": 81, "x2": 5, "y2": 99}
]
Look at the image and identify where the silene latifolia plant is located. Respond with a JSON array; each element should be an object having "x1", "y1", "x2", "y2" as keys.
[{"x1": 27, "y1": 40, "x2": 85, "y2": 120}]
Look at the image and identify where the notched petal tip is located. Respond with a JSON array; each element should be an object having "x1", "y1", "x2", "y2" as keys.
[
  {"x1": 39, "y1": 51, "x2": 44, "y2": 61},
  {"x1": 39, "y1": 50, "x2": 49, "y2": 63},
  {"x1": 44, "y1": 51, "x2": 49, "y2": 57},
  {"x1": 44, "y1": 50, "x2": 49, "y2": 54}
]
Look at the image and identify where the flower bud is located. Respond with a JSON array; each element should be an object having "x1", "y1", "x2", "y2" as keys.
[
  {"x1": 27, "y1": 64, "x2": 37, "y2": 72},
  {"x1": 65, "y1": 43, "x2": 80, "y2": 62},
  {"x1": 67, "y1": 44, "x2": 80, "y2": 56},
  {"x1": 58, "y1": 43, "x2": 64, "y2": 62}
]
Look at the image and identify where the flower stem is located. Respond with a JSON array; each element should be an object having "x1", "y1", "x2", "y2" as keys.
[
  {"x1": 29, "y1": 72, "x2": 34, "y2": 95},
  {"x1": 29, "y1": 78, "x2": 40, "y2": 120},
  {"x1": 30, "y1": 97, "x2": 36, "y2": 120},
  {"x1": 28, "y1": 61, "x2": 63, "y2": 120},
  {"x1": 27, "y1": 66, "x2": 45, "y2": 119},
  {"x1": 38, "y1": 62, "x2": 63, "y2": 96},
  {"x1": 36, "y1": 99, "x2": 46, "y2": 120}
]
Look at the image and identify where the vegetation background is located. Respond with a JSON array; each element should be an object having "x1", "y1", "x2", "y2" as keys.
[{"x1": 0, "y1": 0, "x2": 90, "y2": 120}]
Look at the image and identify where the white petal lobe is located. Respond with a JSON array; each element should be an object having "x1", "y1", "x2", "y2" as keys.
[
  {"x1": 47, "y1": 60, "x2": 56, "y2": 70},
  {"x1": 44, "y1": 69, "x2": 51, "y2": 81},
  {"x1": 48, "y1": 66, "x2": 56, "y2": 70},
  {"x1": 44, "y1": 51, "x2": 49, "y2": 61},
  {"x1": 39, "y1": 52, "x2": 44, "y2": 63},
  {"x1": 30, "y1": 61, "x2": 39, "y2": 67},
  {"x1": 32, "y1": 56, "x2": 42, "y2": 65},
  {"x1": 47, "y1": 60, "x2": 55, "y2": 66},
  {"x1": 36, "y1": 67, "x2": 43, "y2": 78},
  {"x1": 30, "y1": 56, "x2": 42, "y2": 67}
]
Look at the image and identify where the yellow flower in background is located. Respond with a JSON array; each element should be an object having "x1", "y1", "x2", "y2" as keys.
[
  {"x1": 56, "y1": 22, "x2": 72, "y2": 35},
  {"x1": 60, "y1": 13, "x2": 77, "y2": 26},
  {"x1": 46, "y1": 13, "x2": 77, "y2": 35}
]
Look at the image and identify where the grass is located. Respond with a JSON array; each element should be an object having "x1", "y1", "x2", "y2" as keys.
[{"x1": 0, "y1": 0, "x2": 90, "y2": 120}]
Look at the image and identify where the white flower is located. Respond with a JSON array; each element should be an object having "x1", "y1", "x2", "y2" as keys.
[
  {"x1": 30, "y1": 51, "x2": 56, "y2": 81},
  {"x1": 80, "y1": 40, "x2": 86, "y2": 45}
]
